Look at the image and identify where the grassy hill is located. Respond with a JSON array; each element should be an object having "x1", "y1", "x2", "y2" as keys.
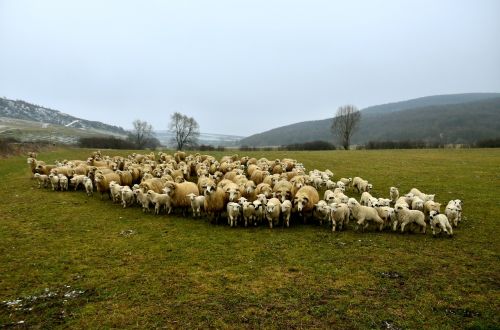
[
  {"x1": 239, "y1": 93, "x2": 500, "y2": 147},
  {"x1": 0, "y1": 148, "x2": 498, "y2": 328}
]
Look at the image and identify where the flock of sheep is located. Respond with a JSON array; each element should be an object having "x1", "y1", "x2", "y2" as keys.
[{"x1": 27, "y1": 150, "x2": 463, "y2": 236}]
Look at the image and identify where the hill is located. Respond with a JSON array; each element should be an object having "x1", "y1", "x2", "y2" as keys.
[
  {"x1": 0, "y1": 97, "x2": 127, "y2": 140},
  {"x1": 239, "y1": 93, "x2": 500, "y2": 146}
]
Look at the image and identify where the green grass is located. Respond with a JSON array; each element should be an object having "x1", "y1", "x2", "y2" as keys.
[{"x1": 1, "y1": 148, "x2": 499, "y2": 329}]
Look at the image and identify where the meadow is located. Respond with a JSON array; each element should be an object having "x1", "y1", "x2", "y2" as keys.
[{"x1": 0, "y1": 148, "x2": 499, "y2": 329}]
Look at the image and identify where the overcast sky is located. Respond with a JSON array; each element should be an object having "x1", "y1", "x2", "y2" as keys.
[{"x1": 1, "y1": 0, "x2": 499, "y2": 136}]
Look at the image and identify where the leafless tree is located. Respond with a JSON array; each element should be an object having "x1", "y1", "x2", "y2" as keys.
[
  {"x1": 130, "y1": 119, "x2": 153, "y2": 149},
  {"x1": 168, "y1": 112, "x2": 200, "y2": 150},
  {"x1": 331, "y1": 105, "x2": 361, "y2": 150}
]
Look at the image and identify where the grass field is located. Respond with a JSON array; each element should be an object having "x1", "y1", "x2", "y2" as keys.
[{"x1": 1, "y1": 148, "x2": 499, "y2": 329}]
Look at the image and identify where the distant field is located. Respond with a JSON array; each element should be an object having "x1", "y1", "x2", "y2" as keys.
[{"x1": 1, "y1": 148, "x2": 499, "y2": 329}]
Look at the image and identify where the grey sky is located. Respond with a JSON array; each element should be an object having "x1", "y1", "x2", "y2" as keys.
[{"x1": 1, "y1": 0, "x2": 499, "y2": 136}]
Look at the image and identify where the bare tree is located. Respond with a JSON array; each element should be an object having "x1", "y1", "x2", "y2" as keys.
[
  {"x1": 168, "y1": 112, "x2": 200, "y2": 150},
  {"x1": 331, "y1": 105, "x2": 361, "y2": 150},
  {"x1": 130, "y1": 119, "x2": 153, "y2": 149}
]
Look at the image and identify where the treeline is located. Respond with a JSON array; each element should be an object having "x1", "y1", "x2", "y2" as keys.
[{"x1": 78, "y1": 135, "x2": 162, "y2": 150}]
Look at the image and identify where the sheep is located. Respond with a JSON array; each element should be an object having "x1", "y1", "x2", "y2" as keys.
[
  {"x1": 187, "y1": 193, "x2": 205, "y2": 218},
  {"x1": 116, "y1": 170, "x2": 133, "y2": 187},
  {"x1": 445, "y1": 200, "x2": 462, "y2": 227},
  {"x1": 423, "y1": 200, "x2": 441, "y2": 222},
  {"x1": 265, "y1": 197, "x2": 281, "y2": 228},
  {"x1": 313, "y1": 200, "x2": 331, "y2": 225},
  {"x1": 273, "y1": 180, "x2": 293, "y2": 203},
  {"x1": 27, "y1": 157, "x2": 45, "y2": 178},
  {"x1": 394, "y1": 204, "x2": 426, "y2": 234},
  {"x1": 48, "y1": 173, "x2": 60, "y2": 191},
  {"x1": 294, "y1": 186, "x2": 320, "y2": 221},
  {"x1": 121, "y1": 186, "x2": 135, "y2": 208},
  {"x1": 253, "y1": 199, "x2": 265, "y2": 225},
  {"x1": 139, "y1": 178, "x2": 167, "y2": 194},
  {"x1": 329, "y1": 202, "x2": 350, "y2": 232},
  {"x1": 352, "y1": 177, "x2": 372, "y2": 193},
  {"x1": 338, "y1": 177, "x2": 352, "y2": 189},
  {"x1": 374, "y1": 206, "x2": 395, "y2": 229},
  {"x1": 147, "y1": 190, "x2": 172, "y2": 215},
  {"x1": 109, "y1": 181, "x2": 125, "y2": 203},
  {"x1": 134, "y1": 188, "x2": 151, "y2": 212},
  {"x1": 36, "y1": 164, "x2": 57, "y2": 176},
  {"x1": 377, "y1": 198, "x2": 391, "y2": 207},
  {"x1": 409, "y1": 188, "x2": 435, "y2": 202},
  {"x1": 429, "y1": 210, "x2": 453, "y2": 237},
  {"x1": 223, "y1": 182, "x2": 242, "y2": 203},
  {"x1": 335, "y1": 181, "x2": 345, "y2": 192},
  {"x1": 51, "y1": 166, "x2": 76, "y2": 179},
  {"x1": 280, "y1": 200, "x2": 292, "y2": 227},
  {"x1": 347, "y1": 198, "x2": 384, "y2": 231},
  {"x1": 69, "y1": 175, "x2": 87, "y2": 191},
  {"x1": 411, "y1": 196, "x2": 424, "y2": 211},
  {"x1": 95, "y1": 172, "x2": 121, "y2": 200},
  {"x1": 162, "y1": 181, "x2": 199, "y2": 215},
  {"x1": 227, "y1": 202, "x2": 241, "y2": 227},
  {"x1": 324, "y1": 189, "x2": 336, "y2": 204},
  {"x1": 203, "y1": 183, "x2": 226, "y2": 222},
  {"x1": 33, "y1": 173, "x2": 49, "y2": 188},
  {"x1": 255, "y1": 183, "x2": 273, "y2": 199},
  {"x1": 83, "y1": 177, "x2": 93, "y2": 196},
  {"x1": 325, "y1": 180, "x2": 336, "y2": 190},
  {"x1": 389, "y1": 187, "x2": 399, "y2": 205},
  {"x1": 242, "y1": 201, "x2": 256, "y2": 227},
  {"x1": 360, "y1": 192, "x2": 374, "y2": 206},
  {"x1": 242, "y1": 180, "x2": 257, "y2": 202},
  {"x1": 58, "y1": 174, "x2": 69, "y2": 191}
]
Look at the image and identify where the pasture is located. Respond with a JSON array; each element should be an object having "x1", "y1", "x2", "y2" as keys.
[{"x1": 1, "y1": 148, "x2": 499, "y2": 329}]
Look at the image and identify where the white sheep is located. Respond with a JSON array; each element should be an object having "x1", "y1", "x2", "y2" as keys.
[
  {"x1": 58, "y1": 174, "x2": 69, "y2": 191},
  {"x1": 83, "y1": 177, "x2": 93, "y2": 197},
  {"x1": 347, "y1": 198, "x2": 384, "y2": 231},
  {"x1": 134, "y1": 188, "x2": 151, "y2": 213},
  {"x1": 338, "y1": 177, "x2": 352, "y2": 189},
  {"x1": 325, "y1": 180, "x2": 336, "y2": 190},
  {"x1": 375, "y1": 205, "x2": 395, "y2": 229},
  {"x1": 253, "y1": 199, "x2": 265, "y2": 224},
  {"x1": 33, "y1": 173, "x2": 49, "y2": 188},
  {"x1": 242, "y1": 201, "x2": 256, "y2": 227},
  {"x1": 429, "y1": 210, "x2": 453, "y2": 237},
  {"x1": 409, "y1": 188, "x2": 435, "y2": 202},
  {"x1": 69, "y1": 174, "x2": 87, "y2": 191},
  {"x1": 445, "y1": 200, "x2": 462, "y2": 227},
  {"x1": 335, "y1": 181, "x2": 346, "y2": 192},
  {"x1": 313, "y1": 200, "x2": 330, "y2": 225},
  {"x1": 280, "y1": 200, "x2": 292, "y2": 227},
  {"x1": 147, "y1": 190, "x2": 172, "y2": 215},
  {"x1": 394, "y1": 204, "x2": 426, "y2": 234},
  {"x1": 48, "y1": 173, "x2": 59, "y2": 191},
  {"x1": 227, "y1": 202, "x2": 241, "y2": 227},
  {"x1": 389, "y1": 187, "x2": 399, "y2": 205},
  {"x1": 377, "y1": 198, "x2": 391, "y2": 207},
  {"x1": 329, "y1": 202, "x2": 350, "y2": 232},
  {"x1": 121, "y1": 186, "x2": 135, "y2": 208},
  {"x1": 352, "y1": 177, "x2": 372, "y2": 193},
  {"x1": 187, "y1": 193, "x2": 205, "y2": 218},
  {"x1": 411, "y1": 196, "x2": 424, "y2": 211},
  {"x1": 109, "y1": 181, "x2": 125, "y2": 203},
  {"x1": 265, "y1": 197, "x2": 281, "y2": 228},
  {"x1": 360, "y1": 191, "x2": 374, "y2": 206}
]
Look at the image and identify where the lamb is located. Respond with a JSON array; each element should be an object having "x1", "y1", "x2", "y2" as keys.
[
  {"x1": 48, "y1": 173, "x2": 60, "y2": 191},
  {"x1": 265, "y1": 197, "x2": 281, "y2": 228},
  {"x1": 147, "y1": 190, "x2": 172, "y2": 215},
  {"x1": 83, "y1": 177, "x2": 93, "y2": 196},
  {"x1": 58, "y1": 174, "x2": 69, "y2": 191},
  {"x1": 335, "y1": 181, "x2": 345, "y2": 192},
  {"x1": 121, "y1": 186, "x2": 135, "y2": 208},
  {"x1": 329, "y1": 202, "x2": 350, "y2": 232},
  {"x1": 253, "y1": 199, "x2": 265, "y2": 225},
  {"x1": 325, "y1": 180, "x2": 336, "y2": 190},
  {"x1": 280, "y1": 200, "x2": 292, "y2": 227},
  {"x1": 347, "y1": 198, "x2": 384, "y2": 231},
  {"x1": 134, "y1": 188, "x2": 151, "y2": 212},
  {"x1": 360, "y1": 192, "x2": 375, "y2": 207},
  {"x1": 313, "y1": 200, "x2": 331, "y2": 225},
  {"x1": 338, "y1": 177, "x2": 352, "y2": 189},
  {"x1": 409, "y1": 188, "x2": 435, "y2": 202},
  {"x1": 377, "y1": 198, "x2": 391, "y2": 207},
  {"x1": 389, "y1": 187, "x2": 399, "y2": 205},
  {"x1": 394, "y1": 204, "x2": 426, "y2": 234},
  {"x1": 411, "y1": 196, "x2": 424, "y2": 211},
  {"x1": 242, "y1": 201, "x2": 256, "y2": 227},
  {"x1": 352, "y1": 177, "x2": 372, "y2": 193},
  {"x1": 162, "y1": 181, "x2": 199, "y2": 215},
  {"x1": 203, "y1": 183, "x2": 226, "y2": 222},
  {"x1": 227, "y1": 202, "x2": 241, "y2": 227},
  {"x1": 324, "y1": 189, "x2": 336, "y2": 204},
  {"x1": 187, "y1": 193, "x2": 205, "y2": 218},
  {"x1": 33, "y1": 173, "x2": 49, "y2": 188},
  {"x1": 429, "y1": 210, "x2": 453, "y2": 237},
  {"x1": 109, "y1": 181, "x2": 125, "y2": 203},
  {"x1": 69, "y1": 175, "x2": 87, "y2": 191},
  {"x1": 445, "y1": 200, "x2": 462, "y2": 227},
  {"x1": 375, "y1": 206, "x2": 395, "y2": 229}
]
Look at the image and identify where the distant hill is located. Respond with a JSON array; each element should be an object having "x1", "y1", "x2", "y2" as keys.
[
  {"x1": 155, "y1": 130, "x2": 243, "y2": 147},
  {"x1": 239, "y1": 93, "x2": 500, "y2": 146},
  {"x1": 0, "y1": 97, "x2": 127, "y2": 135}
]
